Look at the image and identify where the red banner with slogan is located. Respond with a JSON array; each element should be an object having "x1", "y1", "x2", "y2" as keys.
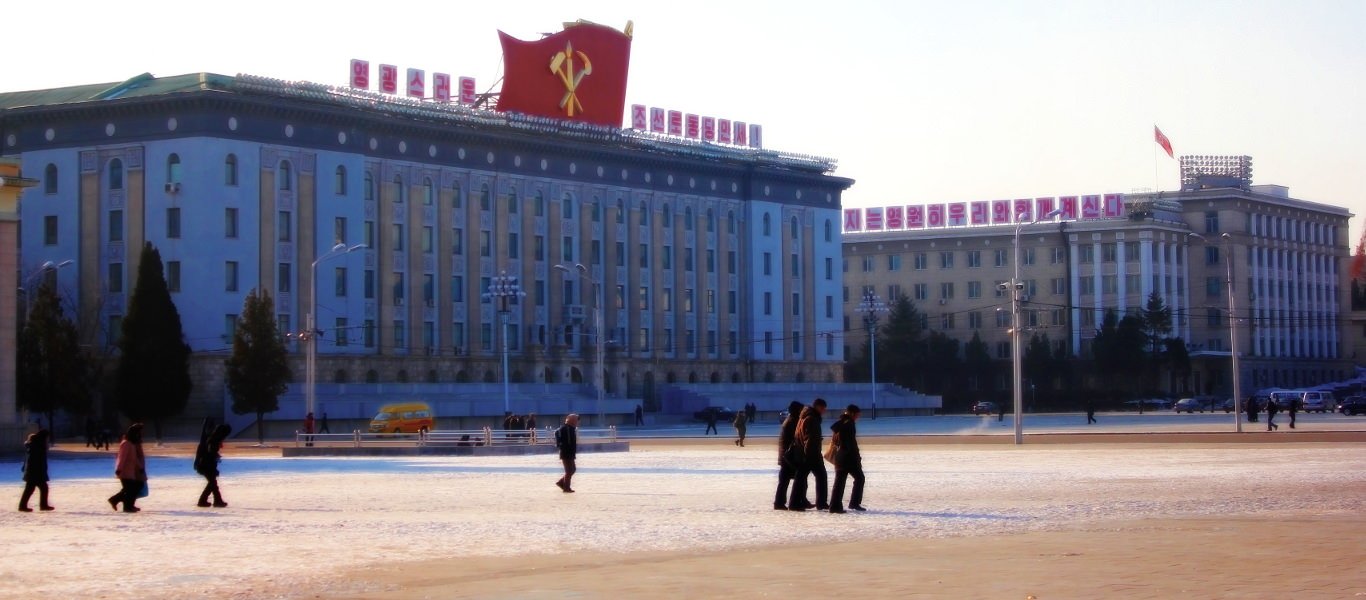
[{"x1": 497, "y1": 22, "x2": 633, "y2": 127}]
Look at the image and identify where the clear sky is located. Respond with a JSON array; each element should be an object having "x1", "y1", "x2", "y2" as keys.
[{"x1": 6, "y1": 0, "x2": 1364, "y2": 251}]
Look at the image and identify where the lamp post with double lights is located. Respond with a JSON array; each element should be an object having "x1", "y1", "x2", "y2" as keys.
[
  {"x1": 554, "y1": 263, "x2": 604, "y2": 425},
  {"x1": 20, "y1": 260, "x2": 74, "y2": 318},
  {"x1": 482, "y1": 271, "x2": 525, "y2": 415},
  {"x1": 855, "y1": 292, "x2": 887, "y2": 418},
  {"x1": 1189, "y1": 232, "x2": 1242, "y2": 432},
  {"x1": 307, "y1": 243, "x2": 367, "y2": 418},
  {"x1": 1007, "y1": 208, "x2": 1062, "y2": 444}
]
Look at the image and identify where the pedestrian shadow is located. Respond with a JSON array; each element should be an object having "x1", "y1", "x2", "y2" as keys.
[{"x1": 866, "y1": 510, "x2": 1033, "y2": 521}]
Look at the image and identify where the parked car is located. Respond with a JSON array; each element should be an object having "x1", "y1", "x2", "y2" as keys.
[
  {"x1": 1299, "y1": 391, "x2": 1333, "y2": 413},
  {"x1": 693, "y1": 406, "x2": 736, "y2": 422},
  {"x1": 1339, "y1": 396, "x2": 1366, "y2": 416},
  {"x1": 1173, "y1": 398, "x2": 1205, "y2": 413},
  {"x1": 970, "y1": 401, "x2": 998, "y2": 415}
]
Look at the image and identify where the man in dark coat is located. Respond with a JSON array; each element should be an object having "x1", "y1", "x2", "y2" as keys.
[
  {"x1": 828, "y1": 404, "x2": 866, "y2": 513},
  {"x1": 789, "y1": 398, "x2": 828, "y2": 511},
  {"x1": 704, "y1": 409, "x2": 719, "y2": 435},
  {"x1": 774, "y1": 401, "x2": 805, "y2": 510},
  {"x1": 634, "y1": 404, "x2": 644, "y2": 426},
  {"x1": 1246, "y1": 396, "x2": 1259, "y2": 423},
  {"x1": 1288, "y1": 397, "x2": 1299, "y2": 429},
  {"x1": 555, "y1": 414, "x2": 580, "y2": 493},
  {"x1": 1266, "y1": 398, "x2": 1279, "y2": 431},
  {"x1": 195, "y1": 424, "x2": 232, "y2": 507},
  {"x1": 19, "y1": 429, "x2": 54, "y2": 512}
]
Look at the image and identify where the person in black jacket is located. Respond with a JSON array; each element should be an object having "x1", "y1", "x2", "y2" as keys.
[
  {"x1": 828, "y1": 405, "x2": 865, "y2": 513},
  {"x1": 774, "y1": 401, "x2": 806, "y2": 510},
  {"x1": 1266, "y1": 398, "x2": 1279, "y2": 431},
  {"x1": 19, "y1": 428, "x2": 54, "y2": 512},
  {"x1": 195, "y1": 424, "x2": 232, "y2": 507},
  {"x1": 555, "y1": 414, "x2": 579, "y2": 493},
  {"x1": 789, "y1": 398, "x2": 828, "y2": 511},
  {"x1": 704, "y1": 410, "x2": 719, "y2": 435}
]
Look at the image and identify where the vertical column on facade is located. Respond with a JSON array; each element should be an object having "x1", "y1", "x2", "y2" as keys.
[
  {"x1": 779, "y1": 210, "x2": 792, "y2": 365},
  {"x1": 1091, "y1": 237, "x2": 1103, "y2": 337},
  {"x1": 715, "y1": 205, "x2": 732, "y2": 368},
  {"x1": 376, "y1": 164, "x2": 395, "y2": 356},
  {"x1": 298, "y1": 154, "x2": 318, "y2": 357},
  {"x1": 670, "y1": 202, "x2": 686, "y2": 363},
  {"x1": 1114, "y1": 234, "x2": 1127, "y2": 314},
  {"x1": 78, "y1": 152, "x2": 102, "y2": 343},
  {"x1": 802, "y1": 211, "x2": 816, "y2": 364},
  {"x1": 436, "y1": 173, "x2": 453, "y2": 360},
  {"x1": 1068, "y1": 234, "x2": 1082, "y2": 353},
  {"x1": 402, "y1": 173, "x2": 420, "y2": 355},
  {"x1": 258, "y1": 152, "x2": 278, "y2": 308}
]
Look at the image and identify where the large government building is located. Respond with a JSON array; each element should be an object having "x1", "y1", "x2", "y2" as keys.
[
  {"x1": 1, "y1": 71, "x2": 852, "y2": 424},
  {"x1": 842, "y1": 159, "x2": 1354, "y2": 399}
]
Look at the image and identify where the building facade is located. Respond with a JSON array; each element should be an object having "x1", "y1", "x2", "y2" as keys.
[
  {"x1": 1, "y1": 72, "x2": 852, "y2": 414},
  {"x1": 842, "y1": 178, "x2": 1354, "y2": 398}
]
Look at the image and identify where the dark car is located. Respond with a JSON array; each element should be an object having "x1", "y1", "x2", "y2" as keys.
[
  {"x1": 970, "y1": 401, "x2": 998, "y2": 415},
  {"x1": 693, "y1": 406, "x2": 736, "y2": 422},
  {"x1": 1339, "y1": 396, "x2": 1366, "y2": 416}
]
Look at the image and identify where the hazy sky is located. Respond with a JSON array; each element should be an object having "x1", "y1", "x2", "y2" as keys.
[{"x1": 7, "y1": 0, "x2": 1364, "y2": 248}]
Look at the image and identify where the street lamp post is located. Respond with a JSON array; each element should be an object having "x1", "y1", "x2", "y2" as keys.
[
  {"x1": 1009, "y1": 208, "x2": 1062, "y2": 445},
  {"x1": 1190, "y1": 232, "x2": 1242, "y2": 432},
  {"x1": 20, "y1": 260, "x2": 74, "y2": 318},
  {"x1": 482, "y1": 271, "x2": 525, "y2": 415},
  {"x1": 554, "y1": 263, "x2": 603, "y2": 425},
  {"x1": 855, "y1": 292, "x2": 887, "y2": 419},
  {"x1": 307, "y1": 243, "x2": 367, "y2": 418}
]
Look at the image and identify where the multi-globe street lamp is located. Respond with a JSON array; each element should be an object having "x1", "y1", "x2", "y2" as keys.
[
  {"x1": 482, "y1": 271, "x2": 525, "y2": 415},
  {"x1": 1007, "y1": 208, "x2": 1062, "y2": 445},
  {"x1": 855, "y1": 292, "x2": 887, "y2": 419},
  {"x1": 306, "y1": 243, "x2": 366, "y2": 418},
  {"x1": 1189, "y1": 232, "x2": 1242, "y2": 433},
  {"x1": 554, "y1": 263, "x2": 604, "y2": 425},
  {"x1": 19, "y1": 259, "x2": 74, "y2": 318}
]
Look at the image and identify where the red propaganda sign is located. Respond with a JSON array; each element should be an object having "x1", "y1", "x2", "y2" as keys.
[
  {"x1": 947, "y1": 202, "x2": 967, "y2": 227},
  {"x1": 1013, "y1": 199, "x2": 1033, "y2": 223},
  {"x1": 650, "y1": 107, "x2": 666, "y2": 133},
  {"x1": 843, "y1": 208, "x2": 862, "y2": 232},
  {"x1": 907, "y1": 206, "x2": 925, "y2": 229},
  {"x1": 406, "y1": 68, "x2": 426, "y2": 98},
  {"x1": 970, "y1": 201, "x2": 988, "y2": 225},
  {"x1": 992, "y1": 200, "x2": 1010, "y2": 224},
  {"x1": 927, "y1": 204, "x2": 945, "y2": 228},
  {"x1": 1081, "y1": 195, "x2": 1101, "y2": 219},
  {"x1": 717, "y1": 118, "x2": 732, "y2": 144},
  {"x1": 702, "y1": 117, "x2": 716, "y2": 141},
  {"x1": 685, "y1": 114, "x2": 700, "y2": 139},
  {"x1": 433, "y1": 73, "x2": 451, "y2": 102},
  {"x1": 886, "y1": 206, "x2": 905, "y2": 230},
  {"x1": 458, "y1": 77, "x2": 477, "y2": 104},
  {"x1": 379, "y1": 64, "x2": 399, "y2": 94},
  {"x1": 631, "y1": 104, "x2": 647, "y2": 129},
  {"x1": 1103, "y1": 193, "x2": 1124, "y2": 218},
  {"x1": 1059, "y1": 196, "x2": 1078, "y2": 219},
  {"x1": 350, "y1": 59, "x2": 370, "y2": 89},
  {"x1": 749, "y1": 124, "x2": 763, "y2": 148},
  {"x1": 1035, "y1": 197, "x2": 1056, "y2": 219},
  {"x1": 667, "y1": 110, "x2": 683, "y2": 135},
  {"x1": 496, "y1": 22, "x2": 633, "y2": 127},
  {"x1": 865, "y1": 207, "x2": 885, "y2": 231},
  {"x1": 733, "y1": 121, "x2": 747, "y2": 146}
]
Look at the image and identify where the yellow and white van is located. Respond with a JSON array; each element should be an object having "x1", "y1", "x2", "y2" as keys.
[{"x1": 368, "y1": 402, "x2": 434, "y2": 433}]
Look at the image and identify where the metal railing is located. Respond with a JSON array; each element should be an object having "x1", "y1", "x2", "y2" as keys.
[{"x1": 293, "y1": 427, "x2": 617, "y2": 448}]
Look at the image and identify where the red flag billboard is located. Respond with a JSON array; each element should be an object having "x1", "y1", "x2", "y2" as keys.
[{"x1": 497, "y1": 22, "x2": 633, "y2": 127}]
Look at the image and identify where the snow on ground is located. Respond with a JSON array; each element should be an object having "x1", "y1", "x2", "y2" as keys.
[{"x1": 1, "y1": 441, "x2": 1364, "y2": 599}]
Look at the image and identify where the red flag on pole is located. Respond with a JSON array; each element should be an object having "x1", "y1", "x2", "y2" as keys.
[
  {"x1": 497, "y1": 22, "x2": 633, "y2": 128},
  {"x1": 1154, "y1": 125, "x2": 1174, "y2": 158}
]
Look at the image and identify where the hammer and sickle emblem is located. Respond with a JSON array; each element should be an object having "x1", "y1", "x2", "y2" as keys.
[{"x1": 549, "y1": 42, "x2": 592, "y2": 117}]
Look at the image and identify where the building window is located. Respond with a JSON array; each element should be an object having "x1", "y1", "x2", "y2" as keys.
[
  {"x1": 1021, "y1": 247, "x2": 1036, "y2": 266},
  {"x1": 508, "y1": 232, "x2": 519, "y2": 259},
  {"x1": 534, "y1": 235, "x2": 544, "y2": 261},
  {"x1": 1206, "y1": 277, "x2": 1221, "y2": 297},
  {"x1": 1080, "y1": 276, "x2": 1094, "y2": 295},
  {"x1": 941, "y1": 313, "x2": 955, "y2": 329},
  {"x1": 995, "y1": 249, "x2": 1008, "y2": 267},
  {"x1": 997, "y1": 341, "x2": 1011, "y2": 359},
  {"x1": 334, "y1": 317, "x2": 349, "y2": 346},
  {"x1": 278, "y1": 211, "x2": 292, "y2": 242},
  {"x1": 1102, "y1": 275, "x2": 1117, "y2": 294},
  {"x1": 166, "y1": 261, "x2": 181, "y2": 293},
  {"x1": 1079, "y1": 246, "x2": 1094, "y2": 263},
  {"x1": 728, "y1": 251, "x2": 737, "y2": 273},
  {"x1": 335, "y1": 267, "x2": 348, "y2": 297},
  {"x1": 763, "y1": 292, "x2": 772, "y2": 315},
  {"x1": 639, "y1": 286, "x2": 649, "y2": 310},
  {"x1": 1206, "y1": 246, "x2": 1220, "y2": 265},
  {"x1": 765, "y1": 253, "x2": 774, "y2": 275},
  {"x1": 167, "y1": 207, "x2": 181, "y2": 239},
  {"x1": 225, "y1": 208, "x2": 238, "y2": 238},
  {"x1": 279, "y1": 161, "x2": 292, "y2": 191},
  {"x1": 423, "y1": 274, "x2": 435, "y2": 306},
  {"x1": 824, "y1": 219, "x2": 832, "y2": 242},
  {"x1": 706, "y1": 249, "x2": 715, "y2": 273},
  {"x1": 450, "y1": 181, "x2": 463, "y2": 209},
  {"x1": 1102, "y1": 243, "x2": 1117, "y2": 263},
  {"x1": 727, "y1": 210, "x2": 736, "y2": 234},
  {"x1": 620, "y1": 199, "x2": 628, "y2": 225},
  {"x1": 764, "y1": 331, "x2": 773, "y2": 354},
  {"x1": 363, "y1": 221, "x2": 374, "y2": 248},
  {"x1": 914, "y1": 252, "x2": 927, "y2": 270},
  {"x1": 1205, "y1": 211, "x2": 1219, "y2": 233},
  {"x1": 1126, "y1": 241, "x2": 1140, "y2": 261},
  {"x1": 278, "y1": 263, "x2": 292, "y2": 294},
  {"x1": 108, "y1": 209, "x2": 123, "y2": 241},
  {"x1": 225, "y1": 154, "x2": 238, "y2": 186},
  {"x1": 392, "y1": 175, "x2": 405, "y2": 203},
  {"x1": 941, "y1": 282, "x2": 954, "y2": 299},
  {"x1": 888, "y1": 255, "x2": 901, "y2": 271},
  {"x1": 969, "y1": 311, "x2": 982, "y2": 329},
  {"x1": 661, "y1": 245, "x2": 672, "y2": 270},
  {"x1": 593, "y1": 240, "x2": 603, "y2": 265},
  {"x1": 563, "y1": 236, "x2": 574, "y2": 262},
  {"x1": 167, "y1": 153, "x2": 182, "y2": 184},
  {"x1": 640, "y1": 201, "x2": 651, "y2": 226},
  {"x1": 336, "y1": 166, "x2": 347, "y2": 195},
  {"x1": 967, "y1": 250, "x2": 981, "y2": 268},
  {"x1": 790, "y1": 216, "x2": 799, "y2": 239},
  {"x1": 1051, "y1": 247, "x2": 1066, "y2": 264},
  {"x1": 109, "y1": 158, "x2": 123, "y2": 190},
  {"x1": 968, "y1": 281, "x2": 982, "y2": 298},
  {"x1": 43, "y1": 215, "x2": 58, "y2": 245},
  {"x1": 43, "y1": 164, "x2": 57, "y2": 194},
  {"x1": 940, "y1": 251, "x2": 954, "y2": 269},
  {"x1": 364, "y1": 172, "x2": 375, "y2": 202},
  {"x1": 394, "y1": 321, "x2": 406, "y2": 348},
  {"x1": 1053, "y1": 277, "x2": 1066, "y2": 295},
  {"x1": 425, "y1": 178, "x2": 436, "y2": 206},
  {"x1": 762, "y1": 212, "x2": 770, "y2": 236},
  {"x1": 913, "y1": 283, "x2": 928, "y2": 301},
  {"x1": 662, "y1": 288, "x2": 673, "y2": 312},
  {"x1": 364, "y1": 270, "x2": 376, "y2": 299},
  {"x1": 562, "y1": 192, "x2": 574, "y2": 219},
  {"x1": 225, "y1": 261, "x2": 239, "y2": 292},
  {"x1": 728, "y1": 291, "x2": 737, "y2": 314},
  {"x1": 825, "y1": 257, "x2": 833, "y2": 280}
]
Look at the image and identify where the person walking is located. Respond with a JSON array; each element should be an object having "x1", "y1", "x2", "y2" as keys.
[
  {"x1": 634, "y1": 404, "x2": 644, "y2": 427},
  {"x1": 19, "y1": 428, "x2": 54, "y2": 512},
  {"x1": 704, "y1": 410, "x2": 719, "y2": 435},
  {"x1": 195, "y1": 424, "x2": 232, "y2": 508},
  {"x1": 1086, "y1": 399, "x2": 1097, "y2": 425},
  {"x1": 732, "y1": 410, "x2": 748, "y2": 447},
  {"x1": 1266, "y1": 398, "x2": 1279, "y2": 431},
  {"x1": 1288, "y1": 397, "x2": 1299, "y2": 429},
  {"x1": 747, "y1": 402, "x2": 756, "y2": 424},
  {"x1": 318, "y1": 412, "x2": 330, "y2": 434},
  {"x1": 790, "y1": 398, "x2": 829, "y2": 511},
  {"x1": 828, "y1": 405, "x2": 866, "y2": 513},
  {"x1": 1246, "y1": 396, "x2": 1259, "y2": 423},
  {"x1": 774, "y1": 401, "x2": 805, "y2": 510},
  {"x1": 554, "y1": 414, "x2": 579, "y2": 493},
  {"x1": 108, "y1": 423, "x2": 147, "y2": 513},
  {"x1": 303, "y1": 412, "x2": 315, "y2": 447}
]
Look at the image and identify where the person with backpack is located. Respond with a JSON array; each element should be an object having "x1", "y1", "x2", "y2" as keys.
[
  {"x1": 789, "y1": 398, "x2": 828, "y2": 512},
  {"x1": 554, "y1": 414, "x2": 579, "y2": 493},
  {"x1": 774, "y1": 401, "x2": 806, "y2": 510},
  {"x1": 19, "y1": 428, "x2": 54, "y2": 512},
  {"x1": 195, "y1": 423, "x2": 232, "y2": 508},
  {"x1": 732, "y1": 410, "x2": 748, "y2": 447},
  {"x1": 828, "y1": 405, "x2": 866, "y2": 513},
  {"x1": 108, "y1": 423, "x2": 147, "y2": 513}
]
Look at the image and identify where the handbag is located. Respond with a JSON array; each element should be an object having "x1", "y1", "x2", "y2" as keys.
[
  {"x1": 783, "y1": 443, "x2": 805, "y2": 468},
  {"x1": 822, "y1": 440, "x2": 838, "y2": 465},
  {"x1": 137, "y1": 481, "x2": 149, "y2": 499}
]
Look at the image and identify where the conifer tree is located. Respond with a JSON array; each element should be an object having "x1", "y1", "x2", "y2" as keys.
[
  {"x1": 225, "y1": 288, "x2": 293, "y2": 444},
  {"x1": 114, "y1": 242, "x2": 193, "y2": 441},
  {"x1": 16, "y1": 282, "x2": 90, "y2": 430}
]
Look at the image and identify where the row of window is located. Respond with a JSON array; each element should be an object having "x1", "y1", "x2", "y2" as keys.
[{"x1": 853, "y1": 243, "x2": 1195, "y2": 275}]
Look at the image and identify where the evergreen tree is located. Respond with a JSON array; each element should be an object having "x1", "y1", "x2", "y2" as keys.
[
  {"x1": 1022, "y1": 333, "x2": 1055, "y2": 400},
  {"x1": 1140, "y1": 292, "x2": 1173, "y2": 393},
  {"x1": 16, "y1": 282, "x2": 91, "y2": 430},
  {"x1": 114, "y1": 242, "x2": 193, "y2": 441},
  {"x1": 871, "y1": 294, "x2": 925, "y2": 390},
  {"x1": 921, "y1": 330, "x2": 961, "y2": 395},
  {"x1": 1164, "y1": 337, "x2": 1192, "y2": 394},
  {"x1": 226, "y1": 288, "x2": 293, "y2": 444},
  {"x1": 963, "y1": 331, "x2": 993, "y2": 401}
]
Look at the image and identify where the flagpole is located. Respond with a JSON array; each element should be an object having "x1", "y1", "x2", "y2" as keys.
[{"x1": 1153, "y1": 125, "x2": 1161, "y2": 192}]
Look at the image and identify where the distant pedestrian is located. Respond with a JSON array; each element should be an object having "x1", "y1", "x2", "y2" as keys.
[
  {"x1": 526, "y1": 413, "x2": 537, "y2": 431},
  {"x1": 1086, "y1": 399, "x2": 1097, "y2": 425},
  {"x1": 1246, "y1": 396, "x2": 1259, "y2": 423},
  {"x1": 19, "y1": 429, "x2": 54, "y2": 512},
  {"x1": 1266, "y1": 399, "x2": 1279, "y2": 431},
  {"x1": 96, "y1": 423, "x2": 112, "y2": 450},
  {"x1": 554, "y1": 414, "x2": 579, "y2": 493},
  {"x1": 108, "y1": 423, "x2": 147, "y2": 513},
  {"x1": 1288, "y1": 398, "x2": 1299, "y2": 429},
  {"x1": 747, "y1": 402, "x2": 756, "y2": 424},
  {"x1": 733, "y1": 410, "x2": 748, "y2": 447},
  {"x1": 195, "y1": 424, "x2": 232, "y2": 508},
  {"x1": 319, "y1": 412, "x2": 330, "y2": 434},
  {"x1": 828, "y1": 405, "x2": 865, "y2": 513},
  {"x1": 998, "y1": 401, "x2": 1005, "y2": 422},
  {"x1": 704, "y1": 410, "x2": 719, "y2": 435},
  {"x1": 85, "y1": 417, "x2": 98, "y2": 448},
  {"x1": 790, "y1": 398, "x2": 829, "y2": 511},
  {"x1": 774, "y1": 401, "x2": 806, "y2": 510},
  {"x1": 634, "y1": 404, "x2": 644, "y2": 427}
]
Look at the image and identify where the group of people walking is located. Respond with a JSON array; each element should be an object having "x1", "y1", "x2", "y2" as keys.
[{"x1": 774, "y1": 398, "x2": 866, "y2": 514}]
